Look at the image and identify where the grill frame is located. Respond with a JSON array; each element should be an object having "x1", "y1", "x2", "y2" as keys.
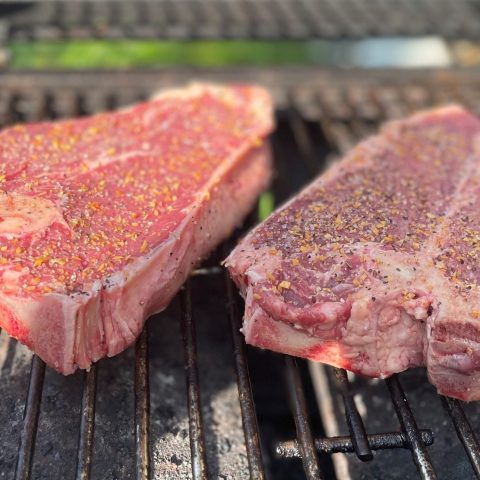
[
  {"x1": 1, "y1": 68, "x2": 480, "y2": 479},
  {"x1": 2, "y1": 0, "x2": 480, "y2": 42}
]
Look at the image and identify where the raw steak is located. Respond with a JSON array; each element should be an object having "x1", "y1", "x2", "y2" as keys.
[
  {"x1": 226, "y1": 105, "x2": 480, "y2": 401},
  {"x1": 0, "y1": 83, "x2": 273, "y2": 374}
]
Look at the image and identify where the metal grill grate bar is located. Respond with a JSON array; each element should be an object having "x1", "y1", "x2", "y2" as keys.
[
  {"x1": 333, "y1": 368, "x2": 373, "y2": 461},
  {"x1": 75, "y1": 366, "x2": 97, "y2": 480},
  {"x1": 3, "y1": 68, "x2": 480, "y2": 480},
  {"x1": 285, "y1": 357, "x2": 323, "y2": 480},
  {"x1": 287, "y1": 104, "x2": 321, "y2": 177},
  {"x1": 134, "y1": 326, "x2": 150, "y2": 480},
  {"x1": 191, "y1": 266, "x2": 222, "y2": 277},
  {"x1": 3, "y1": 0, "x2": 480, "y2": 42},
  {"x1": 386, "y1": 375, "x2": 437, "y2": 480},
  {"x1": 180, "y1": 282, "x2": 209, "y2": 480},
  {"x1": 14, "y1": 356, "x2": 46, "y2": 480},
  {"x1": 223, "y1": 260, "x2": 266, "y2": 479},
  {"x1": 320, "y1": 120, "x2": 355, "y2": 156},
  {"x1": 276, "y1": 429, "x2": 434, "y2": 457},
  {"x1": 441, "y1": 396, "x2": 480, "y2": 478}
]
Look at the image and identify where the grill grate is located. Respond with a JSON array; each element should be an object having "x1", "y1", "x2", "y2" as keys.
[
  {"x1": 441, "y1": 396, "x2": 480, "y2": 477},
  {"x1": 385, "y1": 375, "x2": 436, "y2": 479},
  {"x1": 15, "y1": 356, "x2": 45, "y2": 480},
  {"x1": 333, "y1": 368, "x2": 372, "y2": 462},
  {"x1": 2, "y1": 0, "x2": 480, "y2": 42},
  {"x1": 181, "y1": 284, "x2": 209, "y2": 480},
  {"x1": 134, "y1": 328, "x2": 150, "y2": 480},
  {"x1": 223, "y1": 258, "x2": 265, "y2": 479},
  {"x1": 76, "y1": 365, "x2": 97, "y2": 480},
  {"x1": 284, "y1": 357, "x2": 323, "y2": 478},
  {"x1": 1, "y1": 68, "x2": 480, "y2": 479}
]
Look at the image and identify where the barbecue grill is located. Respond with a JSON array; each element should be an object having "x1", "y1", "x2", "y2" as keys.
[
  {"x1": 2, "y1": 0, "x2": 480, "y2": 40},
  {"x1": 2, "y1": 3, "x2": 480, "y2": 480}
]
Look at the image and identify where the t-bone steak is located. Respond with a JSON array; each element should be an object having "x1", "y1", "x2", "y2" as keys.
[
  {"x1": 226, "y1": 105, "x2": 480, "y2": 401},
  {"x1": 0, "y1": 83, "x2": 273, "y2": 374}
]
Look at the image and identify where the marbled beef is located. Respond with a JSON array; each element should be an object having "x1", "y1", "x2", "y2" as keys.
[
  {"x1": 226, "y1": 105, "x2": 480, "y2": 401},
  {"x1": 0, "y1": 83, "x2": 273, "y2": 374}
]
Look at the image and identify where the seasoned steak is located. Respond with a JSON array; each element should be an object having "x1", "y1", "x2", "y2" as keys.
[
  {"x1": 226, "y1": 105, "x2": 480, "y2": 401},
  {"x1": 0, "y1": 83, "x2": 273, "y2": 374}
]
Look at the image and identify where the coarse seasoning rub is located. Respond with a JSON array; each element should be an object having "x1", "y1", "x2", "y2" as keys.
[
  {"x1": 0, "y1": 83, "x2": 273, "y2": 373},
  {"x1": 227, "y1": 106, "x2": 480, "y2": 401}
]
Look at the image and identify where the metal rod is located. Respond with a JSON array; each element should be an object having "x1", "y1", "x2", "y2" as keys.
[
  {"x1": 191, "y1": 266, "x2": 222, "y2": 277},
  {"x1": 75, "y1": 365, "x2": 98, "y2": 480},
  {"x1": 285, "y1": 356, "x2": 324, "y2": 480},
  {"x1": 180, "y1": 282, "x2": 209, "y2": 480},
  {"x1": 287, "y1": 104, "x2": 319, "y2": 176},
  {"x1": 318, "y1": 119, "x2": 355, "y2": 156},
  {"x1": 14, "y1": 355, "x2": 46, "y2": 480},
  {"x1": 135, "y1": 325, "x2": 151, "y2": 480},
  {"x1": 276, "y1": 429, "x2": 435, "y2": 458},
  {"x1": 441, "y1": 396, "x2": 480, "y2": 478},
  {"x1": 223, "y1": 259, "x2": 265, "y2": 480},
  {"x1": 333, "y1": 368, "x2": 373, "y2": 461},
  {"x1": 386, "y1": 374, "x2": 437, "y2": 480}
]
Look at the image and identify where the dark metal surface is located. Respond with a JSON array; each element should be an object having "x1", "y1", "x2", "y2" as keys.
[
  {"x1": 285, "y1": 357, "x2": 323, "y2": 480},
  {"x1": 224, "y1": 259, "x2": 266, "y2": 479},
  {"x1": 333, "y1": 369, "x2": 373, "y2": 461},
  {"x1": 276, "y1": 430, "x2": 434, "y2": 457},
  {"x1": 181, "y1": 283, "x2": 209, "y2": 480},
  {"x1": 14, "y1": 356, "x2": 46, "y2": 480},
  {"x1": 75, "y1": 366, "x2": 97, "y2": 480},
  {"x1": 1, "y1": 0, "x2": 480, "y2": 42},
  {"x1": 134, "y1": 326, "x2": 150, "y2": 480},
  {"x1": 386, "y1": 375, "x2": 437, "y2": 480},
  {"x1": 442, "y1": 396, "x2": 480, "y2": 478},
  {"x1": 1, "y1": 68, "x2": 480, "y2": 479}
]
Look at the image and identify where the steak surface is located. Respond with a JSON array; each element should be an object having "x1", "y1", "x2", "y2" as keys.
[
  {"x1": 0, "y1": 83, "x2": 273, "y2": 374},
  {"x1": 226, "y1": 105, "x2": 480, "y2": 401}
]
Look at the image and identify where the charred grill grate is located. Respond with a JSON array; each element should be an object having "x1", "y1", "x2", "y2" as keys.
[
  {"x1": 1, "y1": 68, "x2": 480, "y2": 479},
  {"x1": 2, "y1": 0, "x2": 480, "y2": 42}
]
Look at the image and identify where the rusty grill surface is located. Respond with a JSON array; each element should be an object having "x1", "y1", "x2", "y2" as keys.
[
  {"x1": 1, "y1": 68, "x2": 480, "y2": 479},
  {"x1": 2, "y1": 0, "x2": 480, "y2": 41}
]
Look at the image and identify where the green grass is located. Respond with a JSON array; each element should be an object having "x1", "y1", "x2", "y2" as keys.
[
  {"x1": 9, "y1": 40, "x2": 319, "y2": 69},
  {"x1": 258, "y1": 191, "x2": 275, "y2": 221}
]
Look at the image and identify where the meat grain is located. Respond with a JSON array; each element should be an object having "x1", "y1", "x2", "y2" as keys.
[
  {"x1": 226, "y1": 105, "x2": 480, "y2": 401},
  {"x1": 0, "y1": 83, "x2": 273, "y2": 373}
]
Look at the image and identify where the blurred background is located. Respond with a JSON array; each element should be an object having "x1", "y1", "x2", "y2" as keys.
[{"x1": 2, "y1": 0, "x2": 480, "y2": 70}]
